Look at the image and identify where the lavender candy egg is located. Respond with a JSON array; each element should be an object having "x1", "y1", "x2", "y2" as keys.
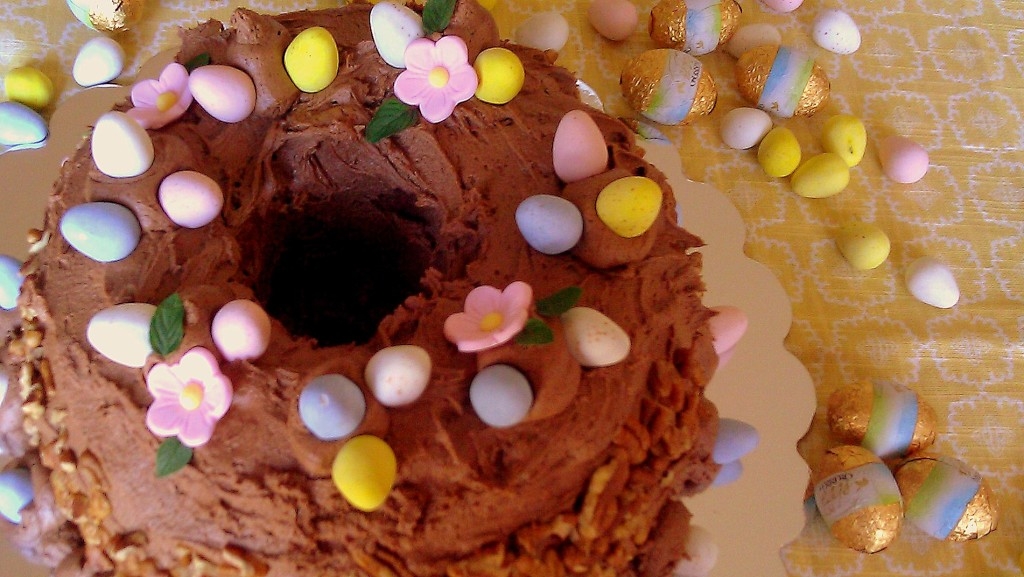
[
  {"x1": 0, "y1": 255, "x2": 23, "y2": 310},
  {"x1": 712, "y1": 418, "x2": 759, "y2": 464},
  {"x1": 470, "y1": 364, "x2": 534, "y2": 428},
  {"x1": 515, "y1": 195, "x2": 584, "y2": 255},
  {"x1": 212, "y1": 299, "x2": 272, "y2": 361},
  {"x1": 60, "y1": 202, "x2": 142, "y2": 263},
  {"x1": 895, "y1": 454, "x2": 998, "y2": 541},
  {"x1": 0, "y1": 468, "x2": 34, "y2": 524},
  {"x1": 299, "y1": 374, "x2": 367, "y2": 441},
  {"x1": 159, "y1": 170, "x2": 224, "y2": 228}
]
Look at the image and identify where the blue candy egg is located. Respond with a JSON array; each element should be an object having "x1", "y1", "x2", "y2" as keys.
[
  {"x1": 59, "y1": 202, "x2": 142, "y2": 262},
  {"x1": 469, "y1": 364, "x2": 534, "y2": 428},
  {"x1": 0, "y1": 101, "x2": 47, "y2": 146},
  {"x1": 299, "y1": 374, "x2": 366, "y2": 441},
  {"x1": 712, "y1": 418, "x2": 760, "y2": 464},
  {"x1": 515, "y1": 195, "x2": 584, "y2": 255},
  {"x1": 0, "y1": 255, "x2": 23, "y2": 310},
  {"x1": 0, "y1": 468, "x2": 34, "y2": 524}
]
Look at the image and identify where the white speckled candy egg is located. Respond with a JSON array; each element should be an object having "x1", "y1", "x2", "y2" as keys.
[
  {"x1": 552, "y1": 109, "x2": 608, "y2": 183},
  {"x1": 813, "y1": 9, "x2": 861, "y2": 55},
  {"x1": 188, "y1": 65, "x2": 257, "y2": 123},
  {"x1": 515, "y1": 195, "x2": 584, "y2": 255},
  {"x1": 86, "y1": 303, "x2": 157, "y2": 368},
  {"x1": 212, "y1": 299, "x2": 272, "y2": 361},
  {"x1": 299, "y1": 374, "x2": 366, "y2": 440},
  {"x1": 370, "y1": 1, "x2": 425, "y2": 68},
  {"x1": 757, "y1": 0, "x2": 803, "y2": 13},
  {"x1": 0, "y1": 255, "x2": 23, "y2": 310},
  {"x1": 91, "y1": 111, "x2": 153, "y2": 178},
  {"x1": 470, "y1": 364, "x2": 534, "y2": 428},
  {"x1": 60, "y1": 202, "x2": 142, "y2": 262},
  {"x1": 0, "y1": 101, "x2": 47, "y2": 146},
  {"x1": 712, "y1": 418, "x2": 760, "y2": 464},
  {"x1": 879, "y1": 135, "x2": 929, "y2": 184},
  {"x1": 720, "y1": 107, "x2": 773, "y2": 150},
  {"x1": 514, "y1": 12, "x2": 570, "y2": 52},
  {"x1": 0, "y1": 468, "x2": 33, "y2": 524},
  {"x1": 158, "y1": 171, "x2": 224, "y2": 228},
  {"x1": 905, "y1": 256, "x2": 959, "y2": 309},
  {"x1": 561, "y1": 307, "x2": 630, "y2": 367},
  {"x1": 73, "y1": 36, "x2": 125, "y2": 87},
  {"x1": 588, "y1": 0, "x2": 638, "y2": 41},
  {"x1": 365, "y1": 345, "x2": 431, "y2": 406},
  {"x1": 724, "y1": 23, "x2": 782, "y2": 59},
  {"x1": 673, "y1": 525, "x2": 718, "y2": 577}
]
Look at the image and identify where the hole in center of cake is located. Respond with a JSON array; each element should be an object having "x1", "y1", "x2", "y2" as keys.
[{"x1": 253, "y1": 189, "x2": 440, "y2": 347}]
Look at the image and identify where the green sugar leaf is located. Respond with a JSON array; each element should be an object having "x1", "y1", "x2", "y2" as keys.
[
  {"x1": 536, "y1": 286, "x2": 582, "y2": 317},
  {"x1": 149, "y1": 293, "x2": 185, "y2": 357},
  {"x1": 422, "y1": 0, "x2": 457, "y2": 34},
  {"x1": 366, "y1": 98, "x2": 418, "y2": 143},
  {"x1": 155, "y1": 437, "x2": 193, "y2": 478},
  {"x1": 515, "y1": 318, "x2": 554, "y2": 346},
  {"x1": 184, "y1": 52, "x2": 211, "y2": 72}
]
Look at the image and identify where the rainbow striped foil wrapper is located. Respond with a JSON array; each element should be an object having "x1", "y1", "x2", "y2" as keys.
[
  {"x1": 757, "y1": 46, "x2": 814, "y2": 117},
  {"x1": 684, "y1": 0, "x2": 723, "y2": 55}
]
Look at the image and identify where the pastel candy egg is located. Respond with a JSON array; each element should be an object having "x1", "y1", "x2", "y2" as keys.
[
  {"x1": 0, "y1": 101, "x2": 47, "y2": 146},
  {"x1": 596, "y1": 176, "x2": 663, "y2": 238},
  {"x1": 188, "y1": 65, "x2": 257, "y2": 123},
  {"x1": 673, "y1": 525, "x2": 718, "y2": 577},
  {"x1": 720, "y1": 107, "x2": 773, "y2": 150},
  {"x1": 285, "y1": 27, "x2": 340, "y2": 93},
  {"x1": 588, "y1": 0, "x2": 639, "y2": 41},
  {"x1": 724, "y1": 23, "x2": 782, "y2": 59},
  {"x1": 332, "y1": 435, "x2": 396, "y2": 512},
  {"x1": 365, "y1": 345, "x2": 431, "y2": 407},
  {"x1": 513, "y1": 12, "x2": 570, "y2": 52},
  {"x1": 0, "y1": 255, "x2": 23, "y2": 310},
  {"x1": 879, "y1": 135, "x2": 929, "y2": 183},
  {"x1": 86, "y1": 303, "x2": 157, "y2": 368},
  {"x1": 474, "y1": 48, "x2": 525, "y2": 105},
  {"x1": 561, "y1": 307, "x2": 630, "y2": 367},
  {"x1": 813, "y1": 9, "x2": 861, "y2": 55},
  {"x1": 712, "y1": 460, "x2": 742, "y2": 486},
  {"x1": 757, "y1": 126, "x2": 800, "y2": 177},
  {"x1": 515, "y1": 194, "x2": 584, "y2": 255},
  {"x1": 736, "y1": 45, "x2": 830, "y2": 118},
  {"x1": 91, "y1": 111, "x2": 154, "y2": 178},
  {"x1": 791, "y1": 152, "x2": 850, "y2": 199},
  {"x1": 212, "y1": 299, "x2": 272, "y2": 361},
  {"x1": 299, "y1": 374, "x2": 366, "y2": 440},
  {"x1": 836, "y1": 222, "x2": 890, "y2": 270},
  {"x1": 821, "y1": 114, "x2": 867, "y2": 167},
  {"x1": 158, "y1": 171, "x2": 224, "y2": 228},
  {"x1": 469, "y1": 364, "x2": 534, "y2": 428},
  {"x1": 552, "y1": 110, "x2": 608, "y2": 183},
  {"x1": 0, "y1": 468, "x2": 33, "y2": 524},
  {"x1": 0, "y1": 370, "x2": 7, "y2": 406},
  {"x1": 708, "y1": 305, "x2": 747, "y2": 358},
  {"x1": 905, "y1": 256, "x2": 959, "y2": 308},
  {"x1": 66, "y1": 0, "x2": 144, "y2": 33},
  {"x1": 827, "y1": 380, "x2": 937, "y2": 460},
  {"x1": 894, "y1": 454, "x2": 998, "y2": 541},
  {"x1": 370, "y1": 1, "x2": 425, "y2": 68},
  {"x1": 60, "y1": 202, "x2": 142, "y2": 262},
  {"x1": 621, "y1": 49, "x2": 717, "y2": 125},
  {"x1": 73, "y1": 36, "x2": 126, "y2": 87},
  {"x1": 812, "y1": 445, "x2": 903, "y2": 553},
  {"x1": 4, "y1": 66, "x2": 54, "y2": 110},
  {"x1": 712, "y1": 418, "x2": 759, "y2": 464},
  {"x1": 757, "y1": 0, "x2": 803, "y2": 13}
]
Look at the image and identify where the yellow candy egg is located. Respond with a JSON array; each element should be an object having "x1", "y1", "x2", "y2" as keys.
[
  {"x1": 332, "y1": 435, "x2": 397, "y2": 512},
  {"x1": 477, "y1": 0, "x2": 498, "y2": 10},
  {"x1": 285, "y1": 27, "x2": 340, "y2": 93},
  {"x1": 836, "y1": 222, "x2": 890, "y2": 270},
  {"x1": 474, "y1": 48, "x2": 525, "y2": 105},
  {"x1": 66, "y1": 0, "x2": 144, "y2": 33},
  {"x1": 4, "y1": 66, "x2": 54, "y2": 110},
  {"x1": 822, "y1": 114, "x2": 867, "y2": 167},
  {"x1": 757, "y1": 126, "x2": 801, "y2": 178},
  {"x1": 791, "y1": 152, "x2": 850, "y2": 198},
  {"x1": 595, "y1": 176, "x2": 663, "y2": 238}
]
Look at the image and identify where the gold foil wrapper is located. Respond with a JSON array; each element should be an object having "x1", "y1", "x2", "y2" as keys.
[
  {"x1": 814, "y1": 445, "x2": 902, "y2": 553},
  {"x1": 734, "y1": 45, "x2": 831, "y2": 117},
  {"x1": 895, "y1": 454, "x2": 998, "y2": 541},
  {"x1": 719, "y1": 0, "x2": 742, "y2": 46},
  {"x1": 86, "y1": 0, "x2": 145, "y2": 33},
  {"x1": 620, "y1": 49, "x2": 717, "y2": 125},
  {"x1": 826, "y1": 380, "x2": 938, "y2": 457},
  {"x1": 649, "y1": 0, "x2": 741, "y2": 53},
  {"x1": 690, "y1": 69, "x2": 717, "y2": 118}
]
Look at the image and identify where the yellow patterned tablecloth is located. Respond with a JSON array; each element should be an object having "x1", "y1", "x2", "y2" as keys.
[{"x1": 1, "y1": 1, "x2": 1023, "y2": 576}]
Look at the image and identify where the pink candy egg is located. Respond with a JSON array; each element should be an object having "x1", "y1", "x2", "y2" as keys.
[
  {"x1": 552, "y1": 110, "x2": 608, "y2": 183},
  {"x1": 588, "y1": 0, "x2": 638, "y2": 41},
  {"x1": 188, "y1": 65, "x2": 257, "y2": 124},
  {"x1": 158, "y1": 171, "x2": 224, "y2": 228},
  {"x1": 212, "y1": 299, "x2": 272, "y2": 361},
  {"x1": 878, "y1": 135, "x2": 929, "y2": 184},
  {"x1": 757, "y1": 0, "x2": 803, "y2": 13},
  {"x1": 708, "y1": 305, "x2": 747, "y2": 367}
]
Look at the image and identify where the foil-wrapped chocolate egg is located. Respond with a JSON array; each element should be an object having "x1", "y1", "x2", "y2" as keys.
[
  {"x1": 66, "y1": 0, "x2": 145, "y2": 33},
  {"x1": 827, "y1": 380, "x2": 937, "y2": 460},
  {"x1": 649, "y1": 0, "x2": 742, "y2": 56},
  {"x1": 735, "y1": 45, "x2": 829, "y2": 117},
  {"x1": 895, "y1": 454, "x2": 998, "y2": 541},
  {"x1": 812, "y1": 445, "x2": 903, "y2": 553},
  {"x1": 620, "y1": 48, "x2": 717, "y2": 125}
]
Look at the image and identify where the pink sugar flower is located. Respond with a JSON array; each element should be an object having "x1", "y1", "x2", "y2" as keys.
[
  {"x1": 127, "y1": 62, "x2": 193, "y2": 129},
  {"x1": 444, "y1": 281, "x2": 533, "y2": 352},
  {"x1": 393, "y1": 36, "x2": 478, "y2": 124},
  {"x1": 145, "y1": 347, "x2": 233, "y2": 448}
]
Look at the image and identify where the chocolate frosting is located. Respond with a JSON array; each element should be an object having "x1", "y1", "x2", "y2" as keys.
[{"x1": 2, "y1": 3, "x2": 719, "y2": 576}]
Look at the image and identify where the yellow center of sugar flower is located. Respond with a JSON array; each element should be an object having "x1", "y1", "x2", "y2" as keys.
[
  {"x1": 479, "y1": 312, "x2": 504, "y2": 332},
  {"x1": 179, "y1": 382, "x2": 205, "y2": 411},
  {"x1": 156, "y1": 91, "x2": 179, "y2": 112},
  {"x1": 428, "y1": 67, "x2": 450, "y2": 88}
]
